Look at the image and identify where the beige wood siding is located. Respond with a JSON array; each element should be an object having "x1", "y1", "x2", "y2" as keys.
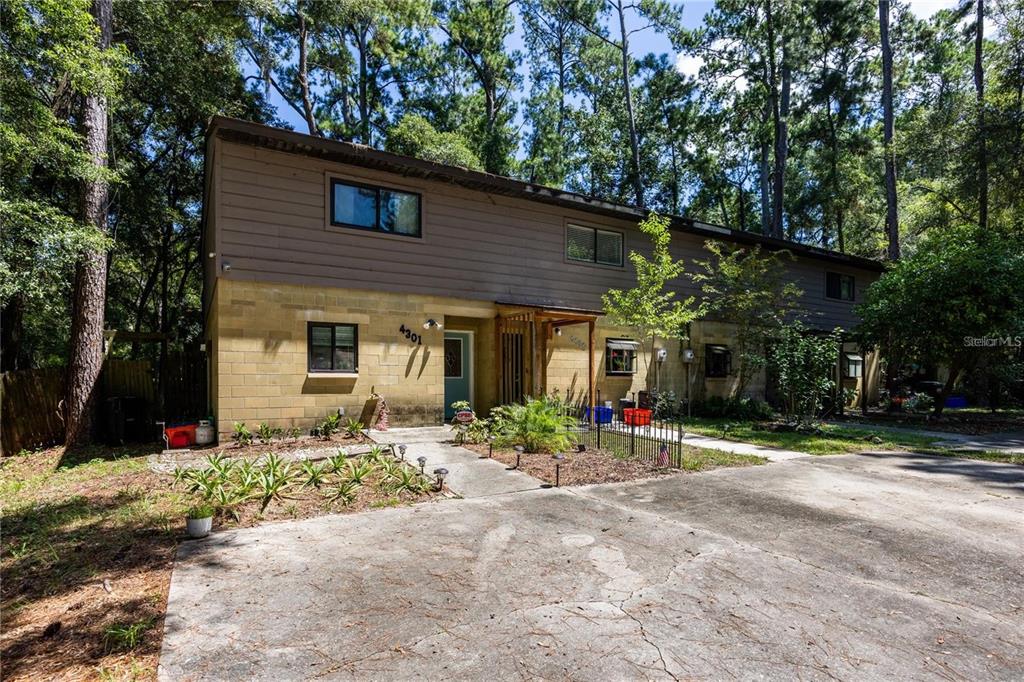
[{"x1": 213, "y1": 141, "x2": 876, "y2": 331}]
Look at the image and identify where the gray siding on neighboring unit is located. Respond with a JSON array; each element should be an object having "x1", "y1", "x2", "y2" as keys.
[{"x1": 211, "y1": 140, "x2": 877, "y2": 331}]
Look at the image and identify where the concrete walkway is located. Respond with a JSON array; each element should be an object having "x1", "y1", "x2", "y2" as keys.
[{"x1": 367, "y1": 427, "x2": 543, "y2": 498}]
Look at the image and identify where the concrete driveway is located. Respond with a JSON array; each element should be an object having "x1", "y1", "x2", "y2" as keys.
[{"x1": 160, "y1": 453, "x2": 1024, "y2": 680}]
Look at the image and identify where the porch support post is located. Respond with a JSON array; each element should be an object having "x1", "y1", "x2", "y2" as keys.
[
  {"x1": 836, "y1": 337, "x2": 845, "y2": 416},
  {"x1": 539, "y1": 321, "x2": 548, "y2": 396},
  {"x1": 588, "y1": 319, "x2": 596, "y2": 411}
]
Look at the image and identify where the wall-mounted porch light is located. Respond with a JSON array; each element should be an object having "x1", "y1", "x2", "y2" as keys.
[{"x1": 423, "y1": 319, "x2": 443, "y2": 330}]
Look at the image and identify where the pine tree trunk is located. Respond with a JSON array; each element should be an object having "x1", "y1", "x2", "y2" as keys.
[
  {"x1": 65, "y1": 0, "x2": 112, "y2": 447},
  {"x1": 974, "y1": 0, "x2": 988, "y2": 230},
  {"x1": 759, "y1": 133, "x2": 771, "y2": 235},
  {"x1": 880, "y1": 0, "x2": 900, "y2": 260},
  {"x1": 771, "y1": 50, "x2": 791, "y2": 240},
  {"x1": 615, "y1": 0, "x2": 643, "y2": 208}
]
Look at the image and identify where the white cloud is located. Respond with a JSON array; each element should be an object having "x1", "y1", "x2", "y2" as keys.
[
  {"x1": 675, "y1": 53, "x2": 703, "y2": 79},
  {"x1": 906, "y1": 0, "x2": 960, "y2": 19}
]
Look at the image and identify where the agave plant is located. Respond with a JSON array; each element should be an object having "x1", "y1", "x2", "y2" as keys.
[
  {"x1": 300, "y1": 460, "x2": 328, "y2": 488},
  {"x1": 204, "y1": 452, "x2": 236, "y2": 482},
  {"x1": 326, "y1": 449, "x2": 349, "y2": 474},
  {"x1": 388, "y1": 466, "x2": 430, "y2": 496},
  {"x1": 364, "y1": 445, "x2": 391, "y2": 466},
  {"x1": 256, "y1": 454, "x2": 296, "y2": 511},
  {"x1": 325, "y1": 480, "x2": 361, "y2": 506},
  {"x1": 340, "y1": 458, "x2": 375, "y2": 486}
]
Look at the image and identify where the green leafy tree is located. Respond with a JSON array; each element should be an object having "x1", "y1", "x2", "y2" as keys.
[
  {"x1": 602, "y1": 214, "x2": 698, "y2": 390},
  {"x1": 769, "y1": 322, "x2": 843, "y2": 420},
  {"x1": 1, "y1": 0, "x2": 124, "y2": 371},
  {"x1": 856, "y1": 225, "x2": 1024, "y2": 416},
  {"x1": 691, "y1": 241, "x2": 803, "y2": 398},
  {"x1": 385, "y1": 114, "x2": 482, "y2": 169}
]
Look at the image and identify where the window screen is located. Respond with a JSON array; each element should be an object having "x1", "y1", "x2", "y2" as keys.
[
  {"x1": 567, "y1": 224, "x2": 622, "y2": 266},
  {"x1": 595, "y1": 230, "x2": 624, "y2": 266},
  {"x1": 567, "y1": 224, "x2": 596, "y2": 262}
]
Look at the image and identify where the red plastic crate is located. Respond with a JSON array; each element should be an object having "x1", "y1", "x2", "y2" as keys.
[
  {"x1": 165, "y1": 424, "x2": 197, "y2": 449},
  {"x1": 623, "y1": 408, "x2": 652, "y2": 426}
]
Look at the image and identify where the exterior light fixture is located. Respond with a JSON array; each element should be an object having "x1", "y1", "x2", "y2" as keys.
[
  {"x1": 423, "y1": 319, "x2": 443, "y2": 330},
  {"x1": 554, "y1": 327, "x2": 562, "y2": 336},
  {"x1": 656, "y1": 348, "x2": 668, "y2": 363},
  {"x1": 513, "y1": 445, "x2": 524, "y2": 470},
  {"x1": 433, "y1": 467, "x2": 449, "y2": 491},
  {"x1": 487, "y1": 435, "x2": 496, "y2": 458},
  {"x1": 398, "y1": 444, "x2": 407, "y2": 460},
  {"x1": 417, "y1": 456, "x2": 427, "y2": 474},
  {"x1": 552, "y1": 453, "x2": 565, "y2": 487}
]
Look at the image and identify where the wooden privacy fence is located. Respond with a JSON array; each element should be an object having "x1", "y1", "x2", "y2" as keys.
[
  {"x1": 1, "y1": 368, "x2": 65, "y2": 455},
  {"x1": 1, "y1": 352, "x2": 207, "y2": 455}
]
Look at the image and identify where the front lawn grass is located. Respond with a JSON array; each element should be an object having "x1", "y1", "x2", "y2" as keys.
[{"x1": 679, "y1": 417, "x2": 944, "y2": 455}]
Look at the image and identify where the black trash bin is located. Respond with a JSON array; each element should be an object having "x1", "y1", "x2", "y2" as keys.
[{"x1": 618, "y1": 398, "x2": 635, "y2": 421}]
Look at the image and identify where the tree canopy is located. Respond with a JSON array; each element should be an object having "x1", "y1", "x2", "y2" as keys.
[{"x1": 3, "y1": 0, "x2": 1022, "y2": 381}]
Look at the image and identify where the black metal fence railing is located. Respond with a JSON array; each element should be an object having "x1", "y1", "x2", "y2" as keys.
[
  {"x1": 559, "y1": 394, "x2": 689, "y2": 468},
  {"x1": 567, "y1": 416, "x2": 688, "y2": 466}
]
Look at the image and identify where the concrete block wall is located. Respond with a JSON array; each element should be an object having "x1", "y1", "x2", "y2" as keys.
[{"x1": 209, "y1": 280, "x2": 494, "y2": 438}]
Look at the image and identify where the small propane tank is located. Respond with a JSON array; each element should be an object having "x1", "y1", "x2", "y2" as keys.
[{"x1": 195, "y1": 419, "x2": 216, "y2": 446}]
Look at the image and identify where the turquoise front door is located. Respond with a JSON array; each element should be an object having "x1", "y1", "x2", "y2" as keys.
[{"x1": 443, "y1": 331, "x2": 472, "y2": 420}]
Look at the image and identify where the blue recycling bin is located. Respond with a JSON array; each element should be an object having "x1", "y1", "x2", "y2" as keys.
[{"x1": 586, "y1": 406, "x2": 613, "y2": 424}]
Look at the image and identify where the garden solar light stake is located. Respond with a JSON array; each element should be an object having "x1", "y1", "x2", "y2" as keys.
[
  {"x1": 433, "y1": 467, "x2": 448, "y2": 491},
  {"x1": 417, "y1": 456, "x2": 427, "y2": 474},
  {"x1": 398, "y1": 444, "x2": 407, "y2": 460},
  {"x1": 553, "y1": 453, "x2": 565, "y2": 487},
  {"x1": 513, "y1": 445, "x2": 524, "y2": 469}
]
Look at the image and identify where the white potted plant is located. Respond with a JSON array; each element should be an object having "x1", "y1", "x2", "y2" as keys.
[{"x1": 186, "y1": 503, "x2": 215, "y2": 539}]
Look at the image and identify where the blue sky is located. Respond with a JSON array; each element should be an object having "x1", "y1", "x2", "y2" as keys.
[{"x1": 267, "y1": 0, "x2": 958, "y2": 138}]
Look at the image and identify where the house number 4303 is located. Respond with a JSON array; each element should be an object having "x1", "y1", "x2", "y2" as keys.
[{"x1": 399, "y1": 324, "x2": 423, "y2": 345}]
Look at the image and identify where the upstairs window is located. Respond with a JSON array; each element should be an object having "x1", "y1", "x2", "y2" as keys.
[
  {"x1": 605, "y1": 339, "x2": 638, "y2": 375},
  {"x1": 330, "y1": 179, "x2": 421, "y2": 237},
  {"x1": 705, "y1": 344, "x2": 732, "y2": 378},
  {"x1": 826, "y1": 272, "x2": 855, "y2": 301},
  {"x1": 308, "y1": 323, "x2": 358, "y2": 373},
  {"x1": 567, "y1": 224, "x2": 623, "y2": 266}
]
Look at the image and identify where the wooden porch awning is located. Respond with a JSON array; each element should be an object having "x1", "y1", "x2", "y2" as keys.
[{"x1": 494, "y1": 303, "x2": 603, "y2": 408}]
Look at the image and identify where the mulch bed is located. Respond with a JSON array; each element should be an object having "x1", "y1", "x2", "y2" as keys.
[{"x1": 464, "y1": 443, "x2": 677, "y2": 486}]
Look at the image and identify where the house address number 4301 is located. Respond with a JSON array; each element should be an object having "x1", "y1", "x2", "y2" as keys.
[{"x1": 399, "y1": 324, "x2": 423, "y2": 345}]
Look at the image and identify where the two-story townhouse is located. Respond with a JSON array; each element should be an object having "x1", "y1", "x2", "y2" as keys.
[{"x1": 202, "y1": 117, "x2": 884, "y2": 438}]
